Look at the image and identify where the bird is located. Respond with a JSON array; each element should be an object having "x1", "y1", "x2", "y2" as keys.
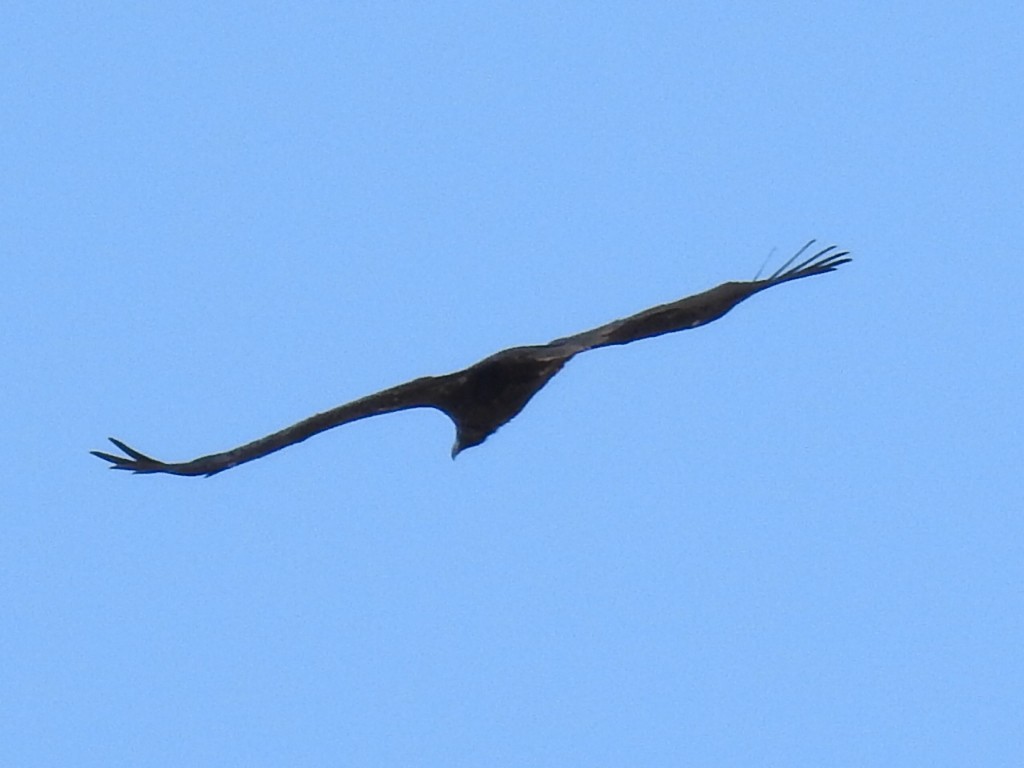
[{"x1": 92, "y1": 240, "x2": 850, "y2": 477}]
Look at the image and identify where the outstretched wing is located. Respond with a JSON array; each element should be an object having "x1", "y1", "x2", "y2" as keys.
[
  {"x1": 549, "y1": 241, "x2": 850, "y2": 353},
  {"x1": 91, "y1": 375, "x2": 453, "y2": 476}
]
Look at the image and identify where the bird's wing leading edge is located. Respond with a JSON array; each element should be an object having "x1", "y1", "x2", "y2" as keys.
[
  {"x1": 548, "y1": 241, "x2": 850, "y2": 353},
  {"x1": 91, "y1": 375, "x2": 452, "y2": 476}
]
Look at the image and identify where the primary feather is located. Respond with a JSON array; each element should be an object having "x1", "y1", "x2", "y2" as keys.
[{"x1": 92, "y1": 241, "x2": 850, "y2": 476}]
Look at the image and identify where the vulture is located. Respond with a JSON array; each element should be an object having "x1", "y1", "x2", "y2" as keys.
[{"x1": 93, "y1": 241, "x2": 850, "y2": 477}]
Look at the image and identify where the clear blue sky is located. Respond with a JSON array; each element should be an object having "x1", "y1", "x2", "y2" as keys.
[{"x1": 4, "y1": 2, "x2": 1022, "y2": 765}]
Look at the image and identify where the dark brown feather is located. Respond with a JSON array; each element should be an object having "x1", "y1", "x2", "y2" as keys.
[{"x1": 92, "y1": 241, "x2": 850, "y2": 476}]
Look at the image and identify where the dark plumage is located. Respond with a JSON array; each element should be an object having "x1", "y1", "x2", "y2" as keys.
[{"x1": 92, "y1": 241, "x2": 850, "y2": 477}]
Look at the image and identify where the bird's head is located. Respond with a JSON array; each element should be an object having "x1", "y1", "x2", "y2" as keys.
[{"x1": 451, "y1": 423, "x2": 491, "y2": 459}]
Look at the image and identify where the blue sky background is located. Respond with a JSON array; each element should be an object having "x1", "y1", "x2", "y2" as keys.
[{"x1": 4, "y1": 2, "x2": 1023, "y2": 765}]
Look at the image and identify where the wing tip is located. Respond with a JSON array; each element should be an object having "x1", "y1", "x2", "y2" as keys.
[
  {"x1": 766, "y1": 242, "x2": 852, "y2": 284},
  {"x1": 90, "y1": 437, "x2": 175, "y2": 474}
]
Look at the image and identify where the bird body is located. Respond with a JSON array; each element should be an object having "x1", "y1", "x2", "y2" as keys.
[{"x1": 93, "y1": 241, "x2": 850, "y2": 477}]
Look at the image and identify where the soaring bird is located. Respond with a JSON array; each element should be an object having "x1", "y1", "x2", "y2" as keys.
[{"x1": 93, "y1": 241, "x2": 850, "y2": 477}]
